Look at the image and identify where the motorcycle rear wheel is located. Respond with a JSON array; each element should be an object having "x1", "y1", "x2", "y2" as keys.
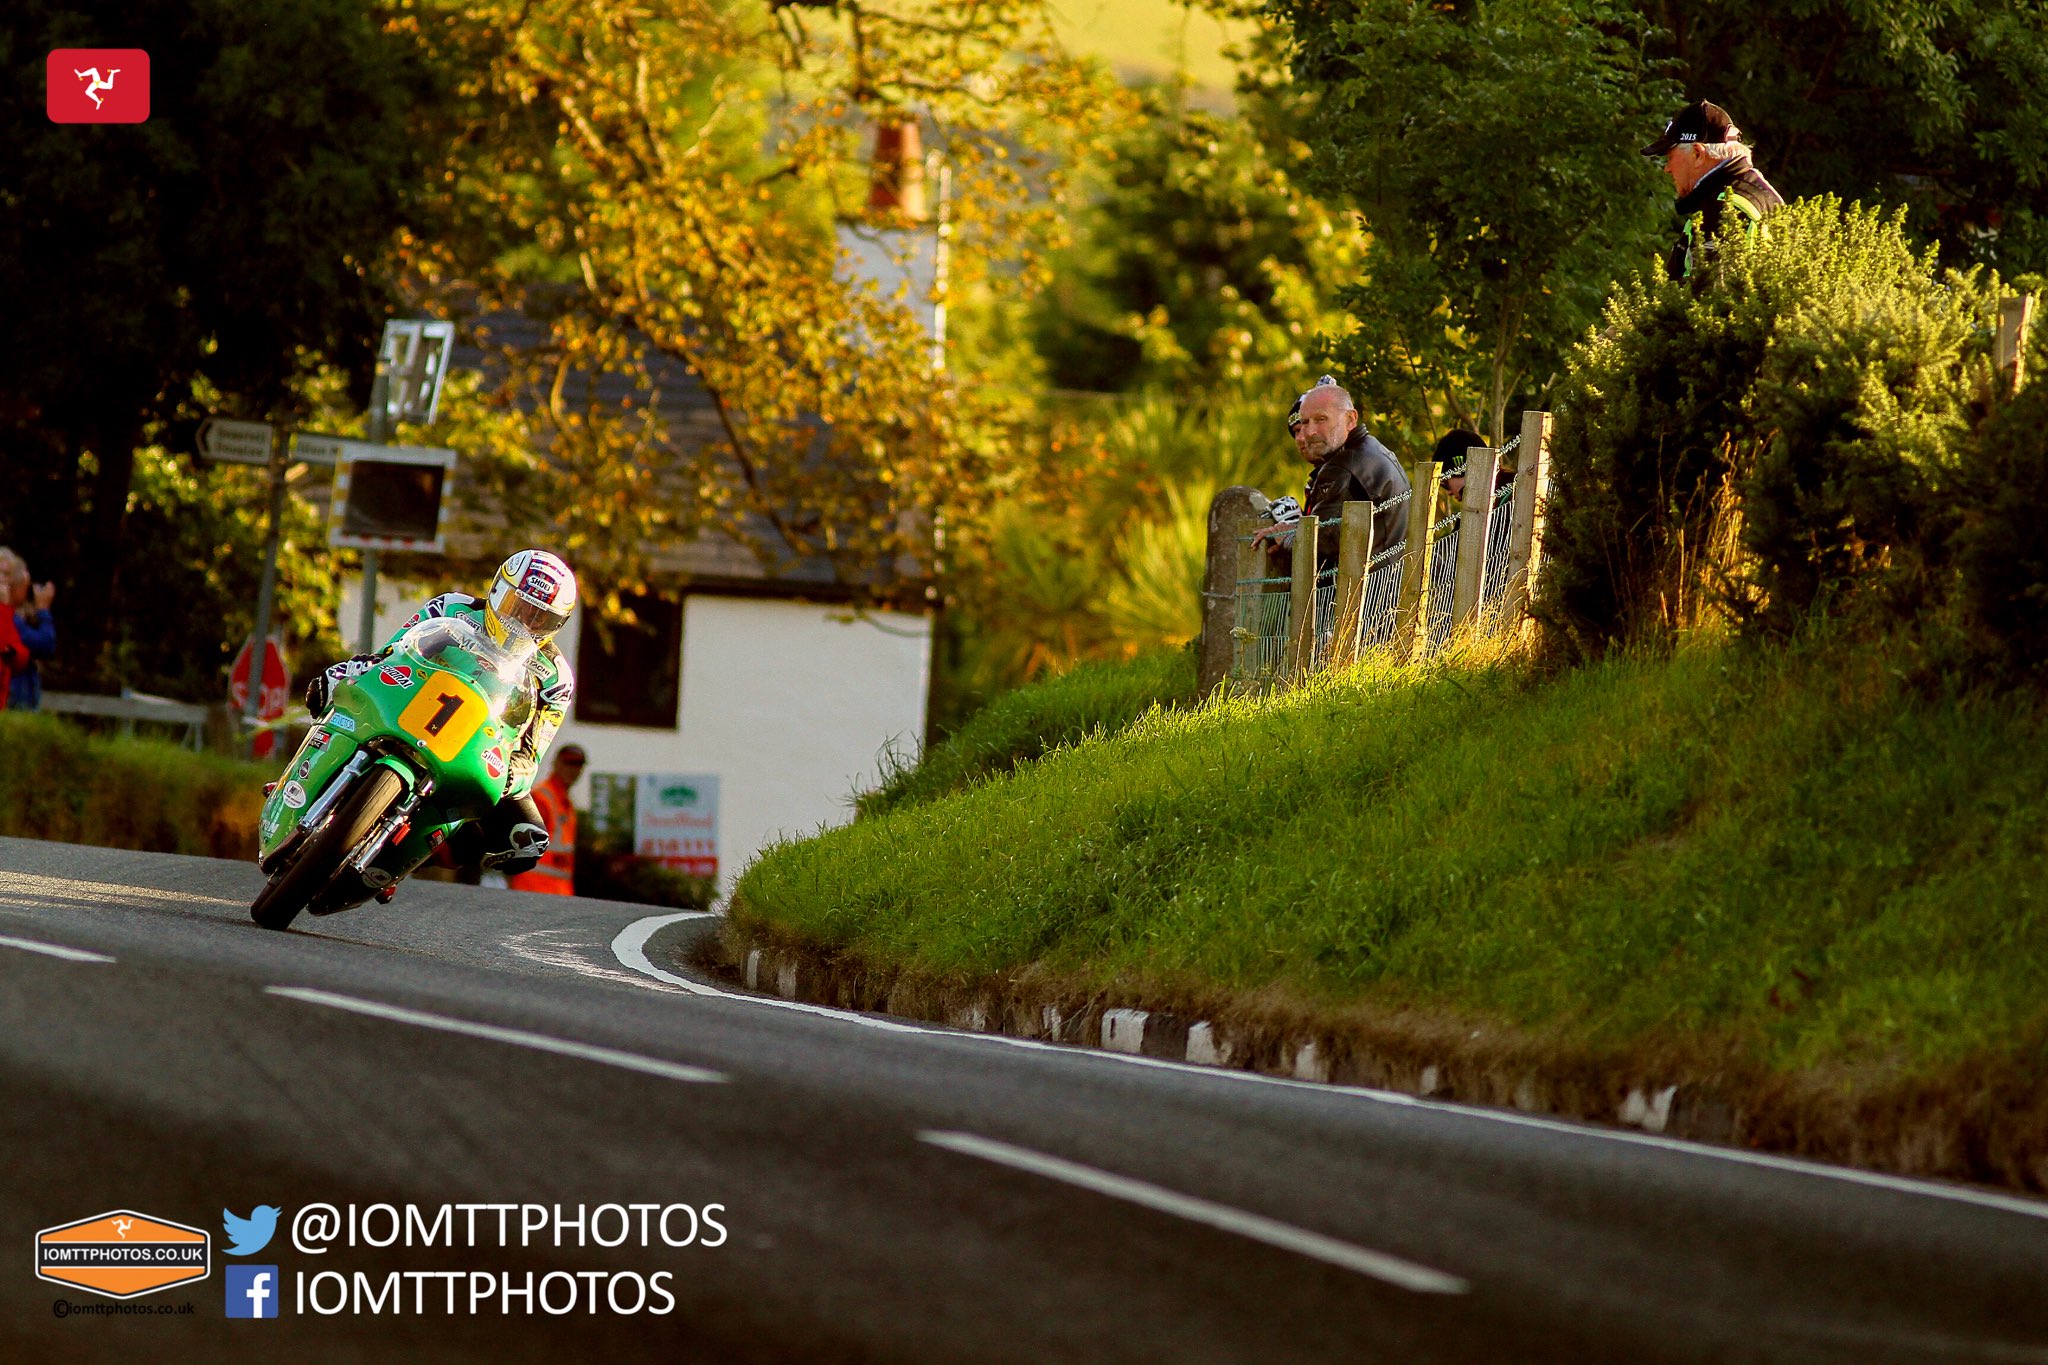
[{"x1": 250, "y1": 767, "x2": 406, "y2": 932}]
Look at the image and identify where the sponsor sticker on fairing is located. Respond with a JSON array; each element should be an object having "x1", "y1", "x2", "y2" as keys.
[
  {"x1": 378, "y1": 665, "x2": 413, "y2": 688},
  {"x1": 327, "y1": 713, "x2": 357, "y2": 733},
  {"x1": 279, "y1": 783, "x2": 307, "y2": 810},
  {"x1": 482, "y1": 747, "x2": 505, "y2": 780}
]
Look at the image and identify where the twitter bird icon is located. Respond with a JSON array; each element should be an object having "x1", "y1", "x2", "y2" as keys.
[{"x1": 223, "y1": 1206, "x2": 281, "y2": 1257}]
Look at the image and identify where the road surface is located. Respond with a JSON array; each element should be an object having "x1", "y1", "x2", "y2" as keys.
[{"x1": 1, "y1": 836, "x2": 2044, "y2": 1363}]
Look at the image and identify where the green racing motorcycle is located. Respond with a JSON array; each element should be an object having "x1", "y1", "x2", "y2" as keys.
[{"x1": 249, "y1": 615, "x2": 536, "y2": 930}]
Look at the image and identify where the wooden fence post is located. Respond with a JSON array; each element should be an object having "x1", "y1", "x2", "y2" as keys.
[
  {"x1": 1996, "y1": 294, "x2": 2036, "y2": 398},
  {"x1": 1329, "y1": 501, "x2": 1375, "y2": 669},
  {"x1": 1503, "y1": 410, "x2": 1553, "y2": 625},
  {"x1": 1199, "y1": 485, "x2": 1269, "y2": 695},
  {"x1": 1450, "y1": 446, "x2": 1501, "y2": 628},
  {"x1": 1283, "y1": 516, "x2": 1320, "y2": 681},
  {"x1": 1393, "y1": 462, "x2": 1440, "y2": 664}
]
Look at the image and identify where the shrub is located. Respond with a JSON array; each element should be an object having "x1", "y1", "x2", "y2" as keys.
[
  {"x1": 0, "y1": 712, "x2": 265, "y2": 858},
  {"x1": 1539, "y1": 198, "x2": 2003, "y2": 658},
  {"x1": 1957, "y1": 377, "x2": 2048, "y2": 672}
]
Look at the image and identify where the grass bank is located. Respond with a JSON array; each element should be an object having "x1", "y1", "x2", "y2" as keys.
[
  {"x1": 859, "y1": 647, "x2": 1198, "y2": 817},
  {"x1": 731, "y1": 631, "x2": 2048, "y2": 1182},
  {"x1": 0, "y1": 712, "x2": 266, "y2": 859}
]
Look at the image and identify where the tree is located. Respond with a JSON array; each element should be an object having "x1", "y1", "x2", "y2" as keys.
[
  {"x1": 0, "y1": 0, "x2": 439, "y2": 684},
  {"x1": 396, "y1": 0, "x2": 1118, "y2": 599},
  {"x1": 1029, "y1": 83, "x2": 1360, "y2": 395},
  {"x1": 1274, "y1": 0, "x2": 1677, "y2": 449}
]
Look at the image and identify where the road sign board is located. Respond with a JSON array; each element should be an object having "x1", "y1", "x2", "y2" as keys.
[
  {"x1": 229, "y1": 634, "x2": 289, "y2": 760},
  {"x1": 290, "y1": 432, "x2": 348, "y2": 465},
  {"x1": 328, "y1": 442, "x2": 458, "y2": 553},
  {"x1": 377, "y1": 319, "x2": 457, "y2": 426},
  {"x1": 197, "y1": 417, "x2": 273, "y2": 464}
]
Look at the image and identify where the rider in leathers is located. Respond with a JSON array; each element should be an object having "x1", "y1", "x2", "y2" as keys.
[{"x1": 305, "y1": 550, "x2": 578, "y2": 877}]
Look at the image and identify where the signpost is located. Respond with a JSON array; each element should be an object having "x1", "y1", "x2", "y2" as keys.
[
  {"x1": 196, "y1": 317, "x2": 461, "y2": 724},
  {"x1": 228, "y1": 635, "x2": 289, "y2": 759},
  {"x1": 197, "y1": 419, "x2": 283, "y2": 757},
  {"x1": 196, "y1": 418, "x2": 274, "y2": 465},
  {"x1": 326, "y1": 442, "x2": 456, "y2": 554},
  {"x1": 289, "y1": 432, "x2": 347, "y2": 465},
  {"x1": 355, "y1": 320, "x2": 458, "y2": 651}
]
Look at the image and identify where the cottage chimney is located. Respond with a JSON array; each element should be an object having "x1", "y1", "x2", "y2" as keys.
[{"x1": 867, "y1": 119, "x2": 927, "y2": 223}]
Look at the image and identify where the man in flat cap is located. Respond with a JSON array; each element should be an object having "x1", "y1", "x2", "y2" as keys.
[{"x1": 1643, "y1": 100, "x2": 1785, "y2": 282}]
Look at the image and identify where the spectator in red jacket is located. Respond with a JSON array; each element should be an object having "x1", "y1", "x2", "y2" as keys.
[{"x1": 0, "y1": 598, "x2": 24, "y2": 711}]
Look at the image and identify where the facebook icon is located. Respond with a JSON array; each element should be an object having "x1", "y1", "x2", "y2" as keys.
[{"x1": 225, "y1": 1265, "x2": 280, "y2": 1319}]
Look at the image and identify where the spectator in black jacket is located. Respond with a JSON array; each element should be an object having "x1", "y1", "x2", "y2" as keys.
[
  {"x1": 1642, "y1": 100, "x2": 1784, "y2": 282},
  {"x1": 1255, "y1": 377, "x2": 1410, "y2": 566}
]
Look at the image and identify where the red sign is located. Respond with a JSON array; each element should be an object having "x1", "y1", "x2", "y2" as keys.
[
  {"x1": 47, "y1": 50, "x2": 150, "y2": 124},
  {"x1": 482, "y1": 746, "x2": 505, "y2": 780},
  {"x1": 378, "y1": 664, "x2": 413, "y2": 688},
  {"x1": 229, "y1": 635, "x2": 289, "y2": 760}
]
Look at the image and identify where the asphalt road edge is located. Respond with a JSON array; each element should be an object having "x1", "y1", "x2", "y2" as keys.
[{"x1": 695, "y1": 926, "x2": 2048, "y2": 1197}]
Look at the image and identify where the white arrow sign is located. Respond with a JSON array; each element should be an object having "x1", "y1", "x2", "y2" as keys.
[{"x1": 197, "y1": 418, "x2": 274, "y2": 465}]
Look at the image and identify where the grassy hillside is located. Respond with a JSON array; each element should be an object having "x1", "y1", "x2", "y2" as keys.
[{"x1": 734, "y1": 630, "x2": 2048, "y2": 1088}]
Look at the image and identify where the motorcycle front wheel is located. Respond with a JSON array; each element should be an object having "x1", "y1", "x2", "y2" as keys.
[{"x1": 250, "y1": 766, "x2": 406, "y2": 932}]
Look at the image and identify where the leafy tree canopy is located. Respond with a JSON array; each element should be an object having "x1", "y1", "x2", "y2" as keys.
[
  {"x1": 1029, "y1": 82, "x2": 1360, "y2": 395},
  {"x1": 1273, "y1": 0, "x2": 1677, "y2": 450},
  {"x1": 400, "y1": 0, "x2": 1119, "y2": 597},
  {"x1": 0, "y1": 0, "x2": 439, "y2": 680}
]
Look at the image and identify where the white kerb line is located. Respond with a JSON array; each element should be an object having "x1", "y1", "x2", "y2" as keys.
[
  {"x1": 920, "y1": 1130, "x2": 1468, "y2": 1295},
  {"x1": 610, "y1": 914, "x2": 2048, "y2": 1226},
  {"x1": 266, "y1": 987, "x2": 726, "y2": 1084},
  {"x1": 0, "y1": 934, "x2": 114, "y2": 964}
]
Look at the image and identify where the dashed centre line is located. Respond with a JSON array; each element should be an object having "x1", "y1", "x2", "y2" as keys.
[
  {"x1": 266, "y1": 986, "x2": 727, "y2": 1085},
  {"x1": 920, "y1": 1129, "x2": 1469, "y2": 1295},
  {"x1": 0, "y1": 933, "x2": 114, "y2": 964}
]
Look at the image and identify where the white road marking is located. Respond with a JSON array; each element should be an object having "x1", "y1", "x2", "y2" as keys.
[
  {"x1": 0, "y1": 934, "x2": 113, "y2": 964},
  {"x1": 266, "y1": 986, "x2": 726, "y2": 1084},
  {"x1": 920, "y1": 1130, "x2": 1468, "y2": 1295},
  {"x1": 609, "y1": 912, "x2": 2048, "y2": 1225}
]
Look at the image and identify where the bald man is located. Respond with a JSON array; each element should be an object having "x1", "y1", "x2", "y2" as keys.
[{"x1": 1254, "y1": 377, "x2": 1410, "y2": 564}]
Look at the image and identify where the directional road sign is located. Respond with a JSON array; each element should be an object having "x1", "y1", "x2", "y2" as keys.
[
  {"x1": 290, "y1": 432, "x2": 348, "y2": 466},
  {"x1": 196, "y1": 418, "x2": 274, "y2": 465}
]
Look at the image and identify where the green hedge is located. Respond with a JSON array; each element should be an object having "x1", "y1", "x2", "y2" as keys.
[
  {"x1": 1541, "y1": 198, "x2": 2002, "y2": 655},
  {"x1": 0, "y1": 712, "x2": 267, "y2": 859}
]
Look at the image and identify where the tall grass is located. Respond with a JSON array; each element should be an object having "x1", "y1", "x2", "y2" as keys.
[
  {"x1": 860, "y1": 647, "x2": 1198, "y2": 817},
  {"x1": 741, "y1": 629, "x2": 2048, "y2": 1081}
]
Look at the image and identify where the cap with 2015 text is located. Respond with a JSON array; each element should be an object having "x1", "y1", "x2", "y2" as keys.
[{"x1": 1641, "y1": 100, "x2": 1740, "y2": 157}]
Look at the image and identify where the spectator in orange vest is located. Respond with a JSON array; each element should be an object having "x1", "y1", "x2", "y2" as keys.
[{"x1": 509, "y1": 743, "x2": 584, "y2": 895}]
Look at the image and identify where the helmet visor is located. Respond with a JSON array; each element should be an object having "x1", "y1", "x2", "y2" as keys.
[{"x1": 500, "y1": 591, "x2": 572, "y2": 639}]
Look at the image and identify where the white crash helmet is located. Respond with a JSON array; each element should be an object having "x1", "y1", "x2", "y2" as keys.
[{"x1": 485, "y1": 549, "x2": 578, "y2": 648}]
